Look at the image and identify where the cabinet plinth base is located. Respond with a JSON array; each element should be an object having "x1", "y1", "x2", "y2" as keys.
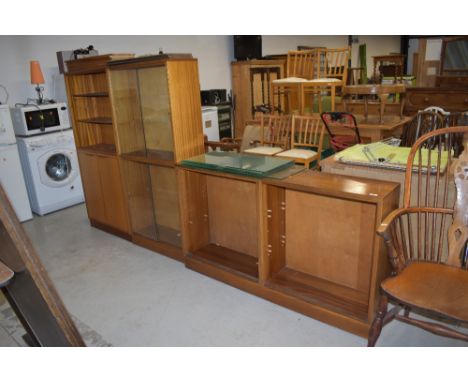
[
  {"x1": 132, "y1": 232, "x2": 184, "y2": 262},
  {"x1": 185, "y1": 252, "x2": 370, "y2": 338},
  {"x1": 90, "y1": 219, "x2": 132, "y2": 241}
]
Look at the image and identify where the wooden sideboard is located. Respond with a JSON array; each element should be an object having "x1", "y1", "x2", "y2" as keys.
[
  {"x1": 178, "y1": 167, "x2": 399, "y2": 337},
  {"x1": 404, "y1": 87, "x2": 468, "y2": 114}
]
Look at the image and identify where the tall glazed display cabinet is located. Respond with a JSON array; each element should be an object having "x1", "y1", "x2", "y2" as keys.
[
  {"x1": 107, "y1": 55, "x2": 205, "y2": 260},
  {"x1": 64, "y1": 54, "x2": 134, "y2": 239}
]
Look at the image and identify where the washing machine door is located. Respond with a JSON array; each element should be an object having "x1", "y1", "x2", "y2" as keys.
[{"x1": 37, "y1": 149, "x2": 79, "y2": 188}]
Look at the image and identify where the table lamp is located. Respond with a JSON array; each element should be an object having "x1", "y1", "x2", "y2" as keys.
[{"x1": 30, "y1": 60, "x2": 45, "y2": 104}]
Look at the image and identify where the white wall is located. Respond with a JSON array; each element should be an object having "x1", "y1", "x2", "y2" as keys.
[
  {"x1": 0, "y1": 35, "x2": 402, "y2": 107},
  {"x1": 0, "y1": 35, "x2": 234, "y2": 105},
  {"x1": 263, "y1": 35, "x2": 348, "y2": 55},
  {"x1": 351, "y1": 36, "x2": 401, "y2": 77}
]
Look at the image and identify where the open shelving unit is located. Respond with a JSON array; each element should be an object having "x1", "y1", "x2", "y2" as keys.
[
  {"x1": 179, "y1": 167, "x2": 400, "y2": 337},
  {"x1": 107, "y1": 55, "x2": 205, "y2": 260},
  {"x1": 179, "y1": 169, "x2": 262, "y2": 281},
  {"x1": 64, "y1": 54, "x2": 134, "y2": 238}
]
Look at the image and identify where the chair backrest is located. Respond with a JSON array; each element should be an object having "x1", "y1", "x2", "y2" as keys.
[
  {"x1": 318, "y1": 47, "x2": 351, "y2": 83},
  {"x1": 383, "y1": 126, "x2": 468, "y2": 269},
  {"x1": 286, "y1": 50, "x2": 316, "y2": 79},
  {"x1": 400, "y1": 111, "x2": 445, "y2": 147},
  {"x1": 291, "y1": 115, "x2": 324, "y2": 150},
  {"x1": 320, "y1": 112, "x2": 361, "y2": 152},
  {"x1": 261, "y1": 114, "x2": 292, "y2": 149},
  {"x1": 403, "y1": 125, "x2": 468, "y2": 209}
]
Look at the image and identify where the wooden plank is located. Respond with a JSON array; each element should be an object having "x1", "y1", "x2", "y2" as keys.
[
  {"x1": 190, "y1": 243, "x2": 259, "y2": 280},
  {"x1": 263, "y1": 170, "x2": 399, "y2": 204},
  {"x1": 0, "y1": 184, "x2": 85, "y2": 346},
  {"x1": 267, "y1": 268, "x2": 368, "y2": 320},
  {"x1": 166, "y1": 60, "x2": 205, "y2": 162},
  {"x1": 285, "y1": 190, "x2": 376, "y2": 292},
  {"x1": 206, "y1": 175, "x2": 259, "y2": 258}
]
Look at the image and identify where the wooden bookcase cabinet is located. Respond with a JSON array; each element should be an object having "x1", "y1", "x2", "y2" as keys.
[
  {"x1": 179, "y1": 169, "x2": 399, "y2": 336},
  {"x1": 65, "y1": 54, "x2": 133, "y2": 238},
  {"x1": 107, "y1": 56, "x2": 205, "y2": 260}
]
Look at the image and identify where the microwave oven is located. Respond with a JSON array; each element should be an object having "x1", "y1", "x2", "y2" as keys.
[{"x1": 10, "y1": 102, "x2": 71, "y2": 136}]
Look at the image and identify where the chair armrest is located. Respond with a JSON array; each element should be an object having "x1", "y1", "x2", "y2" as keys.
[{"x1": 378, "y1": 206, "x2": 454, "y2": 238}]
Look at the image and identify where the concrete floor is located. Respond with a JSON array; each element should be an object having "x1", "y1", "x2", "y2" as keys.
[{"x1": 1, "y1": 203, "x2": 466, "y2": 346}]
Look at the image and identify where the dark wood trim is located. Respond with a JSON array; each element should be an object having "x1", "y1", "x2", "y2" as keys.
[
  {"x1": 89, "y1": 219, "x2": 132, "y2": 241},
  {"x1": 132, "y1": 233, "x2": 184, "y2": 262}
]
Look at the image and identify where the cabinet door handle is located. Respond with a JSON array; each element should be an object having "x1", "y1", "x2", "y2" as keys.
[
  {"x1": 464, "y1": 98, "x2": 468, "y2": 103},
  {"x1": 424, "y1": 97, "x2": 429, "y2": 102}
]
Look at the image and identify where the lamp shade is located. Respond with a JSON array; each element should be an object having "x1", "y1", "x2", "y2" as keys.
[{"x1": 30, "y1": 60, "x2": 45, "y2": 85}]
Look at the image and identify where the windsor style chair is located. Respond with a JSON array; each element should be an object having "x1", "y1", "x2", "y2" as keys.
[
  {"x1": 400, "y1": 111, "x2": 445, "y2": 147},
  {"x1": 368, "y1": 126, "x2": 468, "y2": 346},
  {"x1": 275, "y1": 114, "x2": 325, "y2": 168}
]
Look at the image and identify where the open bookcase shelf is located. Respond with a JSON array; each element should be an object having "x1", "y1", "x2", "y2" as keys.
[
  {"x1": 64, "y1": 54, "x2": 134, "y2": 238},
  {"x1": 266, "y1": 268, "x2": 368, "y2": 320},
  {"x1": 189, "y1": 244, "x2": 259, "y2": 281}
]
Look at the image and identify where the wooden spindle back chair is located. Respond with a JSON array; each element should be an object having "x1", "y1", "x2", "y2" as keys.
[
  {"x1": 401, "y1": 111, "x2": 445, "y2": 147},
  {"x1": 368, "y1": 126, "x2": 468, "y2": 346},
  {"x1": 286, "y1": 49, "x2": 317, "y2": 79},
  {"x1": 318, "y1": 47, "x2": 351, "y2": 84},
  {"x1": 275, "y1": 114, "x2": 325, "y2": 168},
  {"x1": 244, "y1": 114, "x2": 292, "y2": 156}
]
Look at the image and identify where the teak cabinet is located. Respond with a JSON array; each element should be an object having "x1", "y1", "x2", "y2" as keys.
[
  {"x1": 107, "y1": 55, "x2": 205, "y2": 260},
  {"x1": 65, "y1": 54, "x2": 134, "y2": 238},
  {"x1": 231, "y1": 59, "x2": 285, "y2": 138},
  {"x1": 178, "y1": 169, "x2": 399, "y2": 336}
]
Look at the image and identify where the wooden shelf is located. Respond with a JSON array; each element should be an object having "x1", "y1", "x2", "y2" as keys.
[
  {"x1": 73, "y1": 92, "x2": 109, "y2": 98},
  {"x1": 77, "y1": 117, "x2": 113, "y2": 125},
  {"x1": 121, "y1": 149, "x2": 175, "y2": 167},
  {"x1": 189, "y1": 243, "x2": 259, "y2": 280},
  {"x1": 266, "y1": 268, "x2": 369, "y2": 321},
  {"x1": 77, "y1": 144, "x2": 117, "y2": 157}
]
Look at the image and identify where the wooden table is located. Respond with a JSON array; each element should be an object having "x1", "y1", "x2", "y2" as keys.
[
  {"x1": 321, "y1": 154, "x2": 455, "y2": 208},
  {"x1": 331, "y1": 115, "x2": 411, "y2": 143},
  {"x1": 272, "y1": 78, "x2": 341, "y2": 114},
  {"x1": 342, "y1": 84, "x2": 406, "y2": 124},
  {"x1": 373, "y1": 54, "x2": 405, "y2": 83}
]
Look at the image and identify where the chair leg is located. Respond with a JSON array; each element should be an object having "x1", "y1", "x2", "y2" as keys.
[
  {"x1": 368, "y1": 293, "x2": 388, "y2": 347},
  {"x1": 404, "y1": 307, "x2": 411, "y2": 317}
]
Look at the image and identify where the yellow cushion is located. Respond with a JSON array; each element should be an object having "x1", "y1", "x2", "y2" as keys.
[
  {"x1": 244, "y1": 146, "x2": 284, "y2": 156},
  {"x1": 276, "y1": 148, "x2": 317, "y2": 160}
]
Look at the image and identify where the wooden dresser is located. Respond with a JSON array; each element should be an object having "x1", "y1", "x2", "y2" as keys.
[{"x1": 404, "y1": 87, "x2": 468, "y2": 114}]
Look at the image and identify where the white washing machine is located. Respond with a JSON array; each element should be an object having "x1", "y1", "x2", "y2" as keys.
[{"x1": 16, "y1": 129, "x2": 84, "y2": 215}]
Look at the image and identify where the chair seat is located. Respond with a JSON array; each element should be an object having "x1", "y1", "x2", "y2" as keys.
[
  {"x1": 272, "y1": 77, "x2": 308, "y2": 84},
  {"x1": 382, "y1": 262, "x2": 468, "y2": 322},
  {"x1": 275, "y1": 148, "x2": 317, "y2": 160},
  {"x1": 244, "y1": 146, "x2": 284, "y2": 156}
]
